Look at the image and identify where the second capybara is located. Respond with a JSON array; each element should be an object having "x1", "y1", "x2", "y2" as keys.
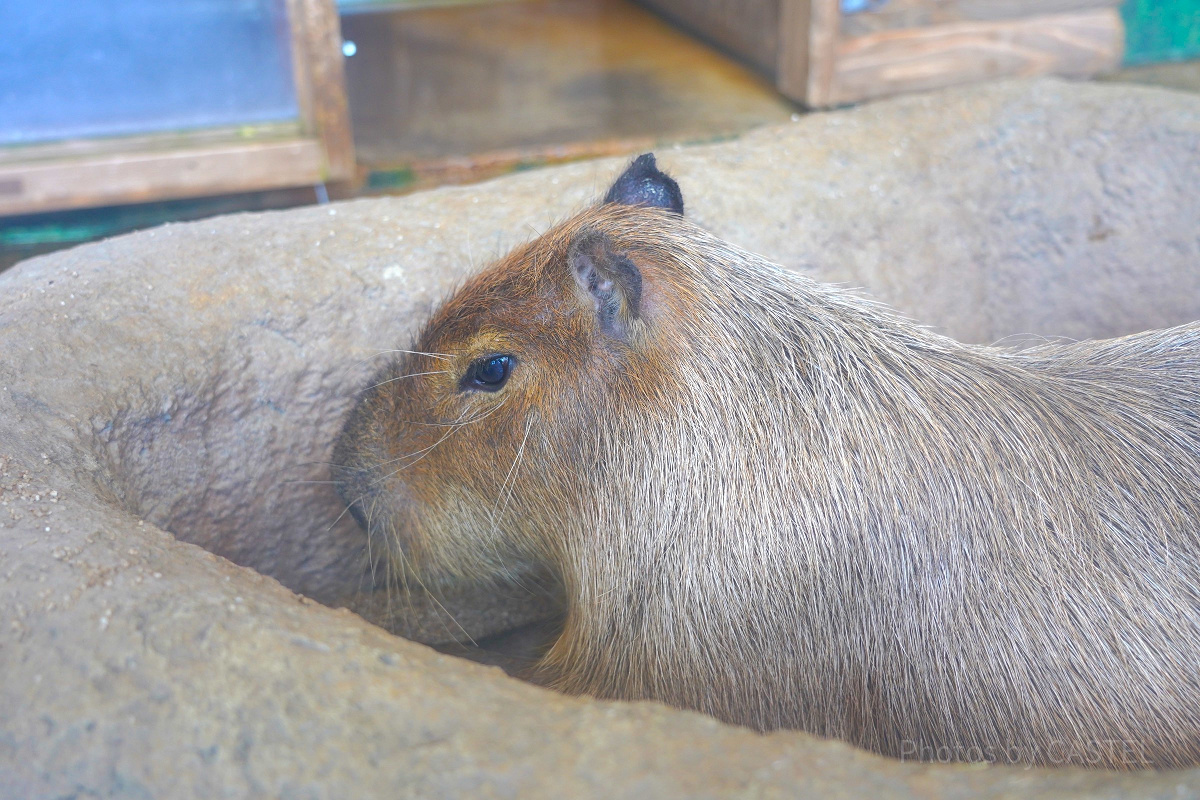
[{"x1": 334, "y1": 154, "x2": 1200, "y2": 768}]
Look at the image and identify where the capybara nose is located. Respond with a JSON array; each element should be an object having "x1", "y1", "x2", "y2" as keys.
[
  {"x1": 333, "y1": 463, "x2": 379, "y2": 533},
  {"x1": 344, "y1": 488, "x2": 372, "y2": 531}
]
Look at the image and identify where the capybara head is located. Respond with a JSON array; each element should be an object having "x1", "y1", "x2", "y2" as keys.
[
  {"x1": 334, "y1": 155, "x2": 1200, "y2": 769},
  {"x1": 332, "y1": 154, "x2": 701, "y2": 584}
]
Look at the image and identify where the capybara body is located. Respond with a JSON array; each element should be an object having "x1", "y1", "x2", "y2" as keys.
[{"x1": 334, "y1": 156, "x2": 1200, "y2": 768}]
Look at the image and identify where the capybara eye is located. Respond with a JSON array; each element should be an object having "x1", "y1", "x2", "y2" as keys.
[{"x1": 463, "y1": 354, "x2": 514, "y2": 392}]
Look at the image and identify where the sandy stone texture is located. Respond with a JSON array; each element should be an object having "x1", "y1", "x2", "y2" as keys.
[{"x1": 2, "y1": 79, "x2": 1199, "y2": 798}]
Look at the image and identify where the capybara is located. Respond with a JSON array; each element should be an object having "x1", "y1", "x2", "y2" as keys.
[{"x1": 334, "y1": 154, "x2": 1200, "y2": 768}]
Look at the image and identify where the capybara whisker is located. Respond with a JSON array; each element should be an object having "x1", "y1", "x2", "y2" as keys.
[
  {"x1": 373, "y1": 431, "x2": 460, "y2": 482},
  {"x1": 324, "y1": 491, "x2": 363, "y2": 532},
  {"x1": 287, "y1": 460, "x2": 348, "y2": 471},
  {"x1": 371, "y1": 402, "x2": 509, "y2": 484},
  {"x1": 367, "y1": 370, "x2": 451, "y2": 391},
  {"x1": 490, "y1": 417, "x2": 533, "y2": 529},
  {"x1": 401, "y1": 402, "x2": 509, "y2": 429},
  {"x1": 339, "y1": 350, "x2": 455, "y2": 386},
  {"x1": 369, "y1": 348, "x2": 453, "y2": 362}
]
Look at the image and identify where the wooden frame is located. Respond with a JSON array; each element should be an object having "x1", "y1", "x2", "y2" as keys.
[
  {"x1": 0, "y1": 0, "x2": 353, "y2": 217},
  {"x1": 641, "y1": 0, "x2": 1124, "y2": 108},
  {"x1": 783, "y1": 0, "x2": 1125, "y2": 107}
]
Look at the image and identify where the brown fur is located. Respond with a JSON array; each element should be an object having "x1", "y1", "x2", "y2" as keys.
[{"x1": 334, "y1": 188, "x2": 1200, "y2": 769}]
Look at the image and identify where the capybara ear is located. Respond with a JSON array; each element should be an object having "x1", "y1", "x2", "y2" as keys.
[
  {"x1": 568, "y1": 230, "x2": 643, "y2": 339},
  {"x1": 603, "y1": 153, "x2": 684, "y2": 215}
]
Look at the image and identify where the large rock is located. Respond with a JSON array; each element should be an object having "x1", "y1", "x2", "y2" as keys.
[{"x1": 2, "y1": 79, "x2": 1200, "y2": 797}]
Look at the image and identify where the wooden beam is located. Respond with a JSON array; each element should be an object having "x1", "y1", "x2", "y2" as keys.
[
  {"x1": 794, "y1": 0, "x2": 842, "y2": 106},
  {"x1": 0, "y1": 139, "x2": 326, "y2": 217},
  {"x1": 840, "y1": 0, "x2": 1123, "y2": 37},
  {"x1": 827, "y1": 8, "x2": 1123, "y2": 106},
  {"x1": 0, "y1": 123, "x2": 305, "y2": 168}
]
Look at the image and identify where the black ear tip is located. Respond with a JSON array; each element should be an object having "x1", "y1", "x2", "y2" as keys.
[
  {"x1": 631, "y1": 152, "x2": 657, "y2": 169},
  {"x1": 603, "y1": 152, "x2": 685, "y2": 216}
]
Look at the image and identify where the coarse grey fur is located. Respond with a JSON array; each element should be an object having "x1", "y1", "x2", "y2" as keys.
[{"x1": 542, "y1": 211, "x2": 1200, "y2": 769}]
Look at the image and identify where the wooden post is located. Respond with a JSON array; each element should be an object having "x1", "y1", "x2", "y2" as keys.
[
  {"x1": 776, "y1": 0, "x2": 812, "y2": 104},
  {"x1": 288, "y1": 0, "x2": 356, "y2": 183}
]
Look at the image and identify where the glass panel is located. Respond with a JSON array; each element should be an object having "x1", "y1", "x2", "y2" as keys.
[{"x1": 1, "y1": 0, "x2": 299, "y2": 146}]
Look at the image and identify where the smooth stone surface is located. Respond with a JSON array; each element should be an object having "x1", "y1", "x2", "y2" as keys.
[{"x1": 2, "y1": 78, "x2": 1200, "y2": 797}]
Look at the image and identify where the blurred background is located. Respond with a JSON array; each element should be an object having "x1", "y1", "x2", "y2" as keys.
[{"x1": 1, "y1": 0, "x2": 1197, "y2": 273}]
